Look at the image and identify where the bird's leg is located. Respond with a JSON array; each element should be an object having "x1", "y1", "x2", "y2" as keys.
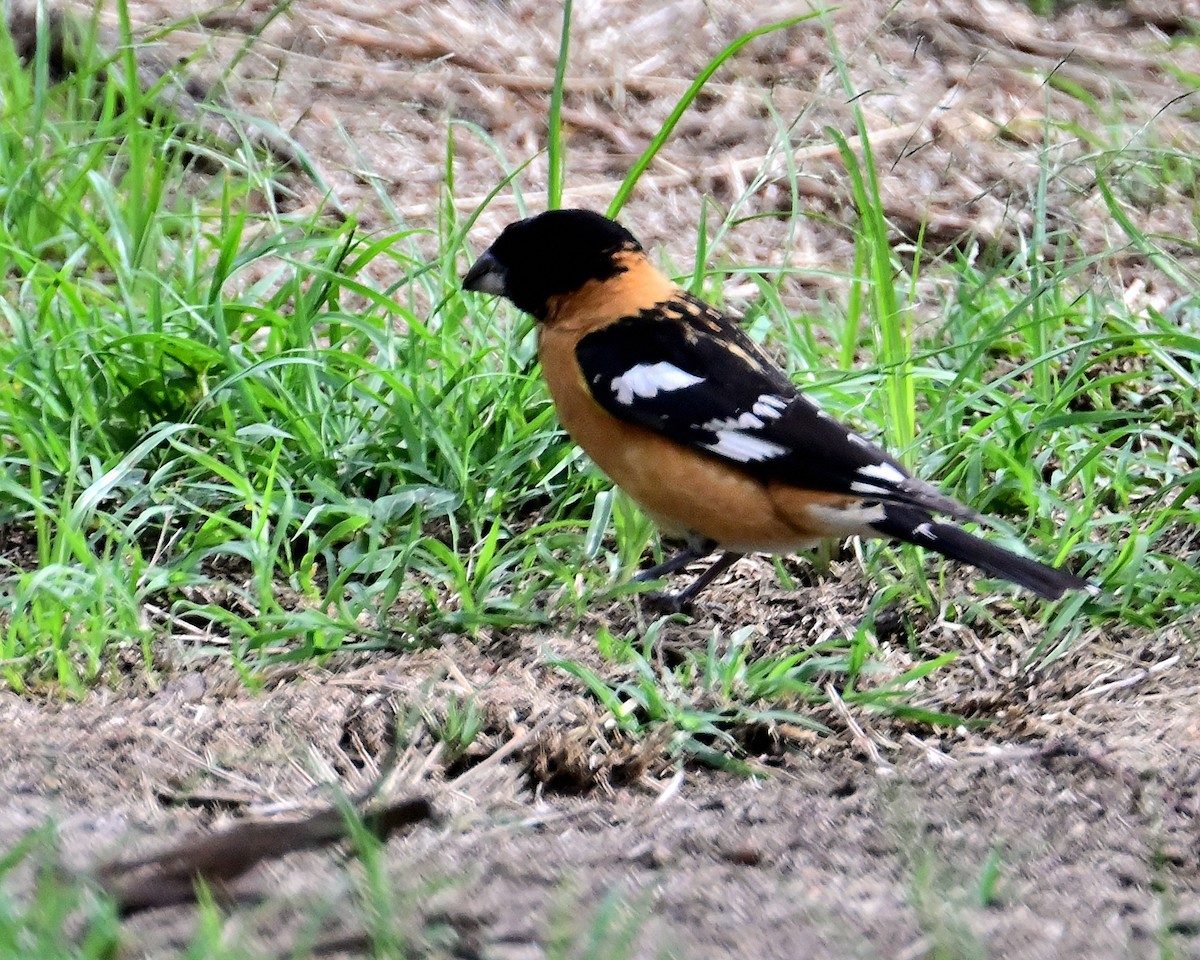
[
  {"x1": 642, "y1": 551, "x2": 744, "y2": 613},
  {"x1": 632, "y1": 544, "x2": 708, "y2": 583},
  {"x1": 673, "y1": 551, "x2": 743, "y2": 605}
]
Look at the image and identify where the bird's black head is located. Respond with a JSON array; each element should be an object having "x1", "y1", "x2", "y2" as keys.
[{"x1": 462, "y1": 209, "x2": 641, "y2": 319}]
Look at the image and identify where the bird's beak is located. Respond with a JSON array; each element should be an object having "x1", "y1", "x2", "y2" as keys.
[{"x1": 462, "y1": 250, "x2": 508, "y2": 296}]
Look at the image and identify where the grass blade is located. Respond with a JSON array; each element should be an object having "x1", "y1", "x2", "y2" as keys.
[{"x1": 606, "y1": 12, "x2": 821, "y2": 218}]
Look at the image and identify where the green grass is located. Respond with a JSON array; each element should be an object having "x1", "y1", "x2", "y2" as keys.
[
  {"x1": 0, "y1": 827, "x2": 119, "y2": 960},
  {"x1": 2, "y1": 3, "x2": 1200, "y2": 956},
  {"x1": 0, "y1": 817, "x2": 651, "y2": 959},
  {"x1": 0, "y1": 2, "x2": 1196, "y2": 740},
  {"x1": 0, "y1": 10, "x2": 597, "y2": 691},
  {"x1": 553, "y1": 619, "x2": 960, "y2": 771}
]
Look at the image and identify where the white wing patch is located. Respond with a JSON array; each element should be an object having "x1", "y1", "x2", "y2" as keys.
[
  {"x1": 703, "y1": 411, "x2": 765, "y2": 432},
  {"x1": 609, "y1": 362, "x2": 703, "y2": 405},
  {"x1": 913, "y1": 521, "x2": 937, "y2": 541},
  {"x1": 857, "y1": 461, "x2": 906, "y2": 485},
  {"x1": 700, "y1": 395, "x2": 791, "y2": 462},
  {"x1": 850, "y1": 462, "x2": 907, "y2": 498},
  {"x1": 703, "y1": 395, "x2": 790, "y2": 438},
  {"x1": 751, "y1": 394, "x2": 789, "y2": 419},
  {"x1": 703, "y1": 430, "x2": 789, "y2": 463}
]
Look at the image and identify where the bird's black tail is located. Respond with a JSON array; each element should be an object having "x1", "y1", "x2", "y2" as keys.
[{"x1": 870, "y1": 505, "x2": 1096, "y2": 600}]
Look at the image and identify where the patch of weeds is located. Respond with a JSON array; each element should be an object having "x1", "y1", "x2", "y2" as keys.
[
  {"x1": 907, "y1": 844, "x2": 991, "y2": 960},
  {"x1": 0, "y1": 5, "x2": 586, "y2": 685},
  {"x1": 545, "y1": 884, "x2": 655, "y2": 960},
  {"x1": 553, "y1": 619, "x2": 960, "y2": 771},
  {"x1": 0, "y1": 805, "x2": 472, "y2": 960},
  {"x1": 0, "y1": 827, "x2": 120, "y2": 960},
  {"x1": 426, "y1": 693, "x2": 486, "y2": 769},
  {"x1": 1149, "y1": 839, "x2": 1200, "y2": 960},
  {"x1": 974, "y1": 845, "x2": 1005, "y2": 909}
]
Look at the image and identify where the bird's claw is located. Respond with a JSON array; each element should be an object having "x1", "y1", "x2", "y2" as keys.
[{"x1": 641, "y1": 590, "x2": 693, "y2": 615}]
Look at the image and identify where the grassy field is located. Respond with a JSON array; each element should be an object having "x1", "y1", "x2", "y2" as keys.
[{"x1": 1, "y1": 2, "x2": 1198, "y2": 956}]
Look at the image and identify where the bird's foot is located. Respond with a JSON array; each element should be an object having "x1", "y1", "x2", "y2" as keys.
[{"x1": 640, "y1": 589, "x2": 694, "y2": 615}]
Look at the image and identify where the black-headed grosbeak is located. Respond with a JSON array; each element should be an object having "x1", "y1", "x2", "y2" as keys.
[{"x1": 463, "y1": 209, "x2": 1096, "y2": 607}]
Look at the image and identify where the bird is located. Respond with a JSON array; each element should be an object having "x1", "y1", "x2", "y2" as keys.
[{"x1": 463, "y1": 208, "x2": 1097, "y2": 609}]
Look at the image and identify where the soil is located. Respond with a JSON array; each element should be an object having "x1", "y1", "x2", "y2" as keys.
[{"x1": 3, "y1": 1, "x2": 1200, "y2": 957}]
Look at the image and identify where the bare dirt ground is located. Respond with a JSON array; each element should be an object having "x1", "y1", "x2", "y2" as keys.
[{"x1": 4, "y1": 1, "x2": 1200, "y2": 957}]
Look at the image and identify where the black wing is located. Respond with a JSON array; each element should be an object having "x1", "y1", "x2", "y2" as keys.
[{"x1": 575, "y1": 293, "x2": 976, "y2": 520}]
